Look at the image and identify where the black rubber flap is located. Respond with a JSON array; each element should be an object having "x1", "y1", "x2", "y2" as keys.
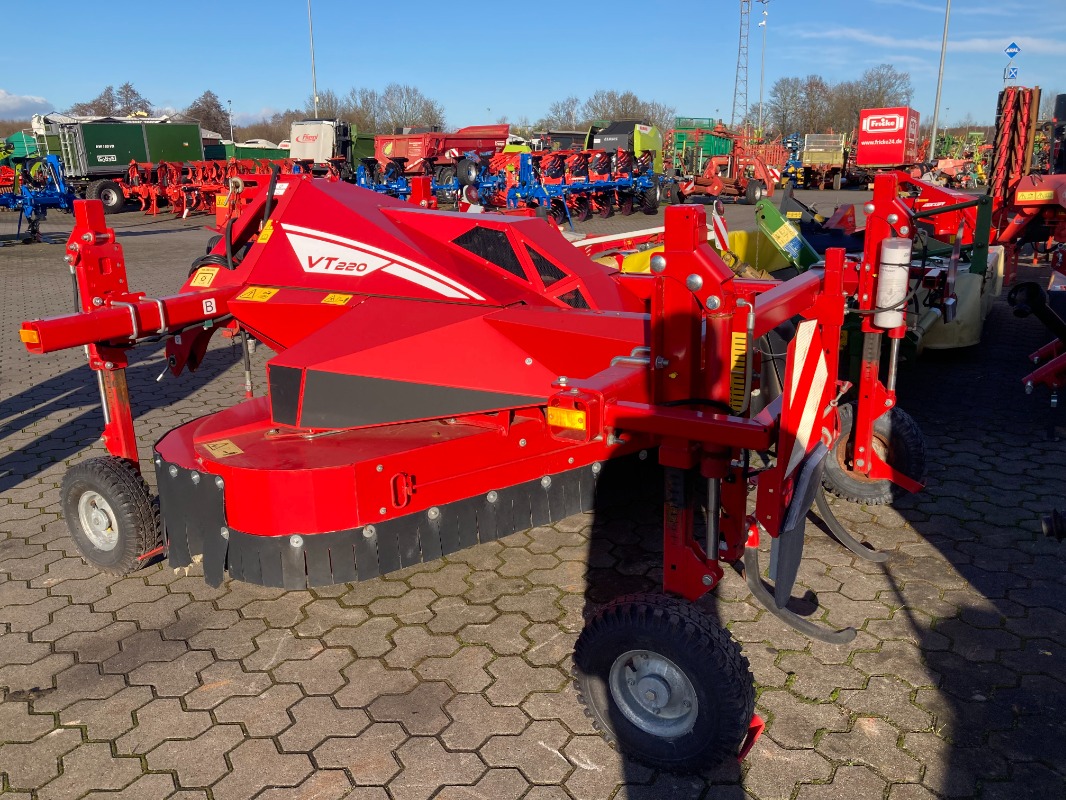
[{"x1": 770, "y1": 442, "x2": 829, "y2": 608}]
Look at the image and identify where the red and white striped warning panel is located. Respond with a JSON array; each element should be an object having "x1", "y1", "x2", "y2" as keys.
[
  {"x1": 767, "y1": 167, "x2": 782, "y2": 183},
  {"x1": 783, "y1": 319, "x2": 829, "y2": 478},
  {"x1": 710, "y1": 207, "x2": 730, "y2": 252}
]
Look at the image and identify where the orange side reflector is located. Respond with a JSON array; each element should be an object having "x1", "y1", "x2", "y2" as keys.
[
  {"x1": 546, "y1": 406, "x2": 587, "y2": 431},
  {"x1": 19, "y1": 328, "x2": 40, "y2": 344}
]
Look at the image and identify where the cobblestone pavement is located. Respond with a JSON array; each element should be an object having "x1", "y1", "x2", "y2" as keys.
[{"x1": 1, "y1": 202, "x2": 1064, "y2": 800}]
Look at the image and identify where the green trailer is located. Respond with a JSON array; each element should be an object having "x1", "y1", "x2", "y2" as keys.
[
  {"x1": 671, "y1": 118, "x2": 732, "y2": 175},
  {"x1": 33, "y1": 118, "x2": 204, "y2": 211}
]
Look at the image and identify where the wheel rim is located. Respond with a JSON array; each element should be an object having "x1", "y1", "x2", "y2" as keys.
[
  {"x1": 836, "y1": 429, "x2": 891, "y2": 484},
  {"x1": 608, "y1": 649, "x2": 698, "y2": 738},
  {"x1": 77, "y1": 491, "x2": 119, "y2": 551},
  {"x1": 100, "y1": 187, "x2": 119, "y2": 207}
]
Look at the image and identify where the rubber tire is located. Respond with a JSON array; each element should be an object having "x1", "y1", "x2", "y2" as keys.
[
  {"x1": 456, "y1": 158, "x2": 478, "y2": 186},
  {"x1": 437, "y1": 165, "x2": 456, "y2": 186},
  {"x1": 383, "y1": 161, "x2": 404, "y2": 182},
  {"x1": 573, "y1": 593, "x2": 754, "y2": 771},
  {"x1": 84, "y1": 180, "x2": 102, "y2": 200},
  {"x1": 663, "y1": 182, "x2": 680, "y2": 205},
  {"x1": 641, "y1": 187, "x2": 659, "y2": 215},
  {"x1": 95, "y1": 180, "x2": 125, "y2": 214},
  {"x1": 206, "y1": 234, "x2": 223, "y2": 255},
  {"x1": 61, "y1": 457, "x2": 162, "y2": 575},
  {"x1": 832, "y1": 171, "x2": 842, "y2": 191},
  {"x1": 744, "y1": 180, "x2": 760, "y2": 205},
  {"x1": 822, "y1": 401, "x2": 926, "y2": 505}
]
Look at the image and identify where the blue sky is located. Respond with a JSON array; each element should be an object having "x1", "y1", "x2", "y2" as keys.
[{"x1": 1, "y1": 0, "x2": 1062, "y2": 128}]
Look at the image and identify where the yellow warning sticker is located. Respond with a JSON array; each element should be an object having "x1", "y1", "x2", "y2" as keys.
[
  {"x1": 771, "y1": 224, "x2": 798, "y2": 249},
  {"x1": 19, "y1": 328, "x2": 39, "y2": 344},
  {"x1": 257, "y1": 219, "x2": 275, "y2": 243},
  {"x1": 190, "y1": 266, "x2": 220, "y2": 288},
  {"x1": 215, "y1": 195, "x2": 229, "y2": 207},
  {"x1": 202, "y1": 439, "x2": 243, "y2": 458},
  {"x1": 729, "y1": 333, "x2": 748, "y2": 410},
  {"x1": 236, "y1": 286, "x2": 279, "y2": 303},
  {"x1": 1017, "y1": 190, "x2": 1054, "y2": 202},
  {"x1": 322, "y1": 293, "x2": 353, "y2": 306},
  {"x1": 786, "y1": 211, "x2": 802, "y2": 219}
]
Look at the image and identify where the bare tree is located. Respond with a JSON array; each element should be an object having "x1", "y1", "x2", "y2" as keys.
[
  {"x1": 115, "y1": 83, "x2": 152, "y2": 117},
  {"x1": 379, "y1": 84, "x2": 445, "y2": 133},
  {"x1": 305, "y1": 89, "x2": 342, "y2": 119},
  {"x1": 68, "y1": 83, "x2": 152, "y2": 117},
  {"x1": 767, "y1": 77, "x2": 803, "y2": 134},
  {"x1": 68, "y1": 86, "x2": 118, "y2": 116},
  {"x1": 538, "y1": 96, "x2": 582, "y2": 130},
  {"x1": 342, "y1": 88, "x2": 383, "y2": 134},
  {"x1": 1040, "y1": 89, "x2": 1061, "y2": 120},
  {"x1": 184, "y1": 91, "x2": 229, "y2": 137},
  {"x1": 798, "y1": 75, "x2": 832, "y2": 133},
  {"x1": 859, "y1": 64, "x2": 913, "y2": 109}
]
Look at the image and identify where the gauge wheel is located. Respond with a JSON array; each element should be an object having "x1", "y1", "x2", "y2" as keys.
[
  {"x1": 573, "y1": 592, "x2": 754, "y2": 771},
  {"x1": 61, "y1": 457, "x2": 162, "y2": 575},
  {"x1": 822, "y1": 401, "x2": 926, "y2": 505}
]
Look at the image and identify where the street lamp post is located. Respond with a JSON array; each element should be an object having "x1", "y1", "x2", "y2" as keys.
[
  {"x1": 307, "y1": 0, "x2": 319, "y2": 118},
  {"x1": 757, "y1": 1, "x2": 769, "y2": 135},
  {"x1": 227, "y1": 99, "x2": 234, "y2": 142},
  {"x1": 928, "y1": 0, "x2": 952, "y2": 162}
]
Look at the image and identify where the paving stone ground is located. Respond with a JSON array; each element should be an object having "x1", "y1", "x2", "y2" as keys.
[{"x1": 1, "y1": 199, "x2": 1064, "y2": 800}]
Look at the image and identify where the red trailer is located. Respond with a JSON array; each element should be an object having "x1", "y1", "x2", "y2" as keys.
[
  {"x1": 375, "y1": 124, "x2": 510, "y2": 178},
  {"x1": 854, "y1": 107, "x2": 921, "y2": 168}
]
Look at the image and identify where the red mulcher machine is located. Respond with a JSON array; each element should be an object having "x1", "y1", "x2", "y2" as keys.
[{"x1": 20, "y1": 172, "x2": 928, "y2": 770}]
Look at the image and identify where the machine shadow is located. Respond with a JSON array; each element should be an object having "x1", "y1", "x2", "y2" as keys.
[
  {"x1": 865, "y1": 275, "x2": 1066, "y2": 798},
  {"x1": 576, "y1": 265, "x2": 1064, "y2": 796},
  {"x1": 0, "y1": 340, "x2": 244, "y2": 493}
]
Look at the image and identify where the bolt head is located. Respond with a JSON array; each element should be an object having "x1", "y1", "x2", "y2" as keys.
[
  {"x1": 487, "y1": 491, "x2": 499, "y2": 503},
  {"x1": 886, "y1": 213, "x2": 899, "y2": 224},
  {"x1": 558, "y1": 376, "x2": 568, "y2": 386},
  {"x1": 378, "y1": 507, "x2": 387, "y2": 515},
  {"x1": 702, "y1": 574, "x2": 713, "y2": 586},
  {"x1": 376, "y1": 464, "x2": 384, "y2": 472},
  {"x1": 104, "y1": 361, "x2": 114, "y2": 370},
  {"x1": 650, "y1": 254, "x2": 667, "y2": 273},
  {"x1": 524, "y1": 357, "x2": 533, "y2": 366},
  {"x1": 706, "y1": 295, "x2": 721, "y2": 310},
  {"x1": 363, "y1": 525, "x2": 376, "y2": 538},
  {"x1": 518, "y1": 438, "x2": 527, "y2": 447},
  {"x1": 214, "y1": 476, "x2": 224, "y2": 489},
  {"x1": 863, "y1": 203, "x2": 875, "y2": 214},
  {"x1": 856, "y1": 459, "x2": 865, "y2": 467},
  {"x1": 81, "y1": 232, "x2": 93, "y2": 242},
  {"x1": 591, "y1": 462, "x2": 602, "y2": 474},
  {"x1": 168, "y1": 465, "x2": 178, "y2": 478},
  {"x1": 220, "y1": 527, "x2": 229, "y2": 540},
  {"x1": 685, "y1": 274, "x2": 703, "y2": 291},
  {"x1": 568, "y1": 457, "x2": 574, "y2": 464},
  {"x1": 427, "y1": 507, "x2": 440, "y2": 520},
  {"x1": 639, "y1": 450, "x2": 648, "y2": 460},
  {"x1": 540, "y1": 476, "x2": 552, "y2": 489},
  {"x1": 190, "y1": 471, "x2": 200, "y2": 484},
  {"x1": 67, "y1": 242, "x2": 77, "y2": 251},
  {"x1": 290, "y1": 534, "x2": 303, "y2": 548}
]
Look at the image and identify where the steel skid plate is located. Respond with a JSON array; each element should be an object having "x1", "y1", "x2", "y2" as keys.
[{"x1": 154, "y1": 399, "x2": 654, "y2": 589}]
